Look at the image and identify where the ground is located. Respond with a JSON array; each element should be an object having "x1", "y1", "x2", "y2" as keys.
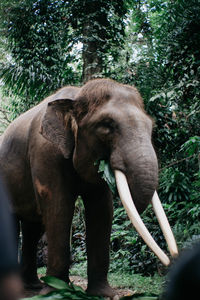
[{"x1": 21, "y1": 275, "x2": 135, "y2": 299}]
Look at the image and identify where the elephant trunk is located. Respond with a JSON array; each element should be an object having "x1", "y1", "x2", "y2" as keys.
[
  {"x1": 111, "y1": 141, "x2": 158, "y2": 214},
  {"x1": 125, "y1": 146, "x2": 158, "y2": 214},
  {"x1": 110, "y1": 142, "x2": 178, "y2": 266}
]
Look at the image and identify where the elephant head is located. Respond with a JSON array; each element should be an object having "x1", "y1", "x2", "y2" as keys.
[{"x1": 40, "y1": 78, "x2": 178, "y2": 265}]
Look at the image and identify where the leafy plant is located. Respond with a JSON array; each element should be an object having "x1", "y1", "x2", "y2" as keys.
[
  {"x1": 0, "y1": 0, "x2": 79, "y2": 116},
  {"x1": 180, "y1": 136, "x2": 200, "y2": 157},
  {"x1": 22, "y1": 276, "x2": 104, "y2": 299}
]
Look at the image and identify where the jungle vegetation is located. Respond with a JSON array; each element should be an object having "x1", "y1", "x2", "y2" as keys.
[{"x1": 0, "y1": 0, "x2": 199, "y2": 281}]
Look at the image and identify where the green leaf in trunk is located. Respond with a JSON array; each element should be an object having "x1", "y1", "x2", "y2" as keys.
[{"x1": 97, "y1": 160, "x2": 117, "y2": 195}]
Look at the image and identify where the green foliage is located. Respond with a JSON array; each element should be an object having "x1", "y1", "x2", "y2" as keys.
[
  {"x1": 180, "y1": 136, "x2": 200, "y2": 157},
  {"x1": 97, "y1": 160, "x2": 117, "y2": 195},
  {"x1": 68, "y1": 0, "x2": 128, "y2": 56},
  {"x1": 71, "y1": 197, "x2": 87, "y2": 266},
  {"x1": 0, "y1": 0, "x2": 80, "y2": 115},
  {"x1": 110, "y1": 205, "x2": 168, "y2": 276},
  {"x1": 159, "y1": 167, "x2": 190, "y2": 203},
  {"x1": 0, "y1": 0, "x2": 129, "y2": 114},
  {"x1": 159, "y1": 136, "x2": 200, "y2": 222},
  {"x1": 61, "y1": 0, "x2": 129, "y2": 82},
  {"x1": 152, "y1": 0, "x2": 200, "y2": 84}
]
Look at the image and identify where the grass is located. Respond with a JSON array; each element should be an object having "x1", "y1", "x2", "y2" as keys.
[
  {"x1": 37, "y1": 262, "x2": 165, "y2": 296},
  {"x1": 70, "y1": 261, "x2": 87, "y2": 278},
  {"x1": 108, "y1": 272, "x2": 164, "y2": 295}
]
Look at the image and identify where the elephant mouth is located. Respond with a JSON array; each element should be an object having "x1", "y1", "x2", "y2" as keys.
[{"x1": 114, "y1": 170, "x2": 179, "y2": 266}]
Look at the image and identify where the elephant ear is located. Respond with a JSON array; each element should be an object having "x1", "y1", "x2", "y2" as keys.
[{"x1": 40, "y1": 98, "x2": 75, "y2": 159}]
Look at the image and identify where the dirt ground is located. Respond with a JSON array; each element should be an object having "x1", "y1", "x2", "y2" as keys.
[{"x1": 22, "y1": 275, "x2": 135, "y2": 299}]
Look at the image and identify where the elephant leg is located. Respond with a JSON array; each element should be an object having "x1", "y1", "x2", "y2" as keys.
[
  {"x1": 32, "y1": 159, "x2": 78, "y2": 287},
  {"x1": 43, "y1": 189, "x2": 76, "y2": 282},
  {"x1": 21, "y1": 221, "x2": 44, "y2": 289},
  {"x1": 39, "y1": 194, "x2": 75, "y2": 297},
  {"x1": 82, "y1": 185, "x2": 115, "y2": 298}
]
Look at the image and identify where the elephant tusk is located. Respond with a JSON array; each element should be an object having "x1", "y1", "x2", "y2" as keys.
[
  {"x1": 151, "y1": 191, "x2": 178, "y2": 258},
  {"x1": 114, "y1": 170, "x2": 170, "y2": 266}
]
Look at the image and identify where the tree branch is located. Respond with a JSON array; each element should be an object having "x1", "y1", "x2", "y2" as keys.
[
  {"x1": 0, "y1": 107, "x2": 11, "y2": 124},
  {"x1": 159, "y1": 154, "x2": 197, "y2": 172}
]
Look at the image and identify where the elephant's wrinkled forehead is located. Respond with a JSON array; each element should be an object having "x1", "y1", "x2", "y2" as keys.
[
  {"x1": 85, "y1": 99, "x2": 153, "y2": 133},
  {"x1": 101, "y1": 99, "x2": 150, "y2": 120}
]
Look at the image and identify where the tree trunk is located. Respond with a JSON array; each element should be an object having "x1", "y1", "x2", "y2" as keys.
[{"x1": 82, "y1": 23, "x2": 103, "y2": 83}]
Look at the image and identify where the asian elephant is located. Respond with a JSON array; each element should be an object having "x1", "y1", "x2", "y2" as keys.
[{"x1": 0, "y1": 79, "x2": 178, "y2": 298}]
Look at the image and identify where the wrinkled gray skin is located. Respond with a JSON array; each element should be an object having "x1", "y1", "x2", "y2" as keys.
[{"x1": 0, "y1": 79, "x2": 158, "y2": 298}]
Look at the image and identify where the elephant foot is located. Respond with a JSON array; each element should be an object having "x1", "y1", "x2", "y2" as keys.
[{"x1": 87, "y1": 282, "x2": 116, "y2": 299}]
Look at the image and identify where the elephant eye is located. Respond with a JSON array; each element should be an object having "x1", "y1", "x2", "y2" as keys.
[
  {"x1": 96, "y1": 125, "x2": 111, "y2": 135},
  {"x1": 96, "y1": 119, "x2": 115, "y2": 136}
]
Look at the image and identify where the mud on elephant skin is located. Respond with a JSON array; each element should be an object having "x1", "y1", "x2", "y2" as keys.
[{"x1": 0, "y1": 78, "x2": 178, "y2": 298}]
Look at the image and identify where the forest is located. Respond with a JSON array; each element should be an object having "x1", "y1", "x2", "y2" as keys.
[{"x1": 0, "y1": 0, "x2": 199, "y2": 299}]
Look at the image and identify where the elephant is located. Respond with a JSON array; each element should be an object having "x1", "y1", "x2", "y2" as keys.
[{"x1": 0, "y1": 78, "x2": 178, "y2": 298}]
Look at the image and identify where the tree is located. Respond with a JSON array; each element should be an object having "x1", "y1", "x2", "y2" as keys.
[
  {"x1": 0, "y1": 0, "x2": 129, "y2": 114},
  {"x1": 67, "y1": 0, "x2": 129, "y2": 82},
  {"x1": 0, "y1": 0, "x2": 79, "y2": 115}
]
